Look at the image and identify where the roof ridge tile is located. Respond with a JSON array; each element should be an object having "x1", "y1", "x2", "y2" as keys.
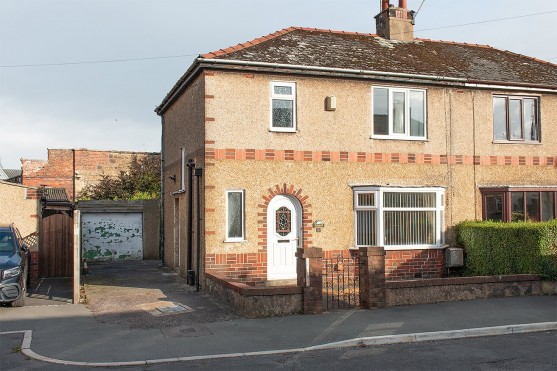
[{"x1": 201, "y1": 26, "x2": 299, "y2": 59}]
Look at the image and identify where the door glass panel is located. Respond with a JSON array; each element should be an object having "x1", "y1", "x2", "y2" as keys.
[
  {"x1": 276, "y1": 206, "x2": 292, "y2": 236},
  {"x1": 541, "y1": 192, "x2": 555, "y2": 221},
  {"x1": 485, "y1": 194, "x2": 503, "y2": 221},
  {"x1": 526, "y1": 192, "x2": 540, "y2": 222},
  {"x1": 511, "y1": 192, "x2": 524, "y2": 221}
]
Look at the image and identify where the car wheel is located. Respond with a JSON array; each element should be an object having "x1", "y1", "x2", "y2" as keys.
[{"x1": 11, "y1": 277, "x2": 26, "y2": 307}]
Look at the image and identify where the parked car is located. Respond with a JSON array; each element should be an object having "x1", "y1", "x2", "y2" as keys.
[{"x1": 0, "y1": 223, "x2": 30, "y2": 307}]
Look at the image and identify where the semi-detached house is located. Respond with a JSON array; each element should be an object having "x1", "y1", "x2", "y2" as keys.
[{"x1": 156, "y1": 1, "x2": 557, "y2": 288}]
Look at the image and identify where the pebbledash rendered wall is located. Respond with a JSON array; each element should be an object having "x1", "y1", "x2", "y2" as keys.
[
  {"x1": 161, "y1": 73, "x2": 206, "y2": 276},
  {"x1": 22, "y1": 149, "x2": 160, "y2": 201},
  {"x1": 0, "y1": 181, "x2": 41, "y2": 279},
  {"x1": 162, "y1": 70, "x2": 557, "y2": 283}
]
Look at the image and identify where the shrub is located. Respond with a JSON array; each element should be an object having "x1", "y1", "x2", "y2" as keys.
[{"x1": 456, "y1": 220, "x2": 557, "y2": 280}]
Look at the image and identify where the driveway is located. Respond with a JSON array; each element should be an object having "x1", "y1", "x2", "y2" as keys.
[{"x1": 83, "y1": 260, "x2": 239, "y2": 329}]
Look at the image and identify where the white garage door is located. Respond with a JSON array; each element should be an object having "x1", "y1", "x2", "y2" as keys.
[{"x1": 82, "y1": 213, "x2": 143, "y2": 262}]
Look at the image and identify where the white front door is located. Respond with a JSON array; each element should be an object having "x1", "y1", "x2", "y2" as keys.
[{"x1": 267, "y1": 195, "x2": 300, "y2": 280}]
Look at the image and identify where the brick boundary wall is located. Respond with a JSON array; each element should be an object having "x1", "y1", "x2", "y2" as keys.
[
  {"x1": 206, "y1": 247, "x2": 444, "y2": 284},
  {"x1": 204, "y1": 270, "x2": 302, "y2": 318},
  {"x1": 385, "y1": 274, "x2": 544, "y2": 306},
  {"x1": 206, "y1": 147, "x2": 556, "y2": 167}
]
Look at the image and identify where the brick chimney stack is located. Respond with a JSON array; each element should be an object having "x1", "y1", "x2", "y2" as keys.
[{"x1": 375, "y1": 0, "x2": 415, "y2": 41}]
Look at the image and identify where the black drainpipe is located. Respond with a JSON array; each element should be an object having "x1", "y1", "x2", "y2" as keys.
[
  {"x1": 186, "y1": 159, "x2": 195, "y2": 285},
  {"x1": 194, "y1": 167, "x2": 203, "y2": 291}
]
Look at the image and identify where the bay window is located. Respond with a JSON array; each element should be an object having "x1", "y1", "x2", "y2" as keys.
[
  {"x1": 354, "y1": 187, "x2": 445, "y2": 249},
  {"x1": 481, "y1": 187, "x2": 556, "y2": 222}
]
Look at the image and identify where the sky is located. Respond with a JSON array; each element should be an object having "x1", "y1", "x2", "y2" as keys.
[{"x1": 0, "y1": 0, "x2": 555, "y2": 169}]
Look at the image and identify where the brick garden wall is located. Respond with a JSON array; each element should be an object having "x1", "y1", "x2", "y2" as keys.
[
  {"x1": 22, "y1": 149, "x2": 160, "y2": 200},
  {"x1": 206, "y1": 247, "x2": 445, "y2": 284}
]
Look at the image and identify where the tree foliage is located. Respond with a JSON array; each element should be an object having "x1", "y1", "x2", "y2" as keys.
[{"x1": 79, "y1": 155, "x2": 160, "y2": 200}]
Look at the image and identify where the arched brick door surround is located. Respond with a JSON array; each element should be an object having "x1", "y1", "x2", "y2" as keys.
[{"x1": 258, "y1": 184, "x2": 313, "y2": 255}]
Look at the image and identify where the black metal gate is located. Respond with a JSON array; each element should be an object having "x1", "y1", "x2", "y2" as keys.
[{"x1": 323, "y1": 253, "x2": 360, "y2": 309}]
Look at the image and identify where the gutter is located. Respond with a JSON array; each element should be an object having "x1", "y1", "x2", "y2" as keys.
[{"x1": 156, "y1": 58, "x2": 557, "y2": 114}]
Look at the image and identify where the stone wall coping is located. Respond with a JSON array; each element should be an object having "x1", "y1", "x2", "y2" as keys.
[
  {"x1": 386, "y1": 274, "x2": 541, "y2": 289},
  {"x1": 206, "y1": 270, "x2": 302, "y2": 296}
]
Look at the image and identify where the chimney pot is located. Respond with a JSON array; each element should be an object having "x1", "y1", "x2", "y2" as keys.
[
  {"x1": 399, "y1": 0, "x2": 407, "y2": 9},
  {"x1": 382, "y1": 0, "x2": 389, "y2": 11}
]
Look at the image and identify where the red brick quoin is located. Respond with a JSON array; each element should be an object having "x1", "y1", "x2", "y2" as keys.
[{"x1": 205, "y1": 184, "x2": 313, "y2": 285}]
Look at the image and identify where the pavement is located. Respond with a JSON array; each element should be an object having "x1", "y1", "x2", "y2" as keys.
[{"x1": 0, "y1": 260, "x2": 556, "y2": 367}]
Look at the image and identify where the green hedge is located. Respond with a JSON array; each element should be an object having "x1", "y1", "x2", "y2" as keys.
[{"x1": 456, "y1": 220, "x2": 557, "y2": 279}]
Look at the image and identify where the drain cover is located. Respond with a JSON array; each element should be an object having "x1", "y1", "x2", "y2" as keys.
[
  {"x1": 156, "y1": 303, "x2": 192, "y2": 314},
  {"x1": 143, "y1": 301, "x2": 195, "y2": 316}
]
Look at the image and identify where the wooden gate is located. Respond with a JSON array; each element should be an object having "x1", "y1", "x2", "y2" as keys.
[{"x1": 40, "y1": 211, "x2": 74, "y2": 277}]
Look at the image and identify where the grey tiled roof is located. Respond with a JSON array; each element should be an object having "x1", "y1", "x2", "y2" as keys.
[
  {"x1": 42, "y1": 188, "x2": 69, "y2": 202},
  {"x1": 0, "y1": 168, "x2": 22, "y2": 180},
  {"x1": 202, "y1": 27, "x2": 557, "y2": 86},
  {"x1": 157, "y1": 27, "x2": 557, "y2": 114}
]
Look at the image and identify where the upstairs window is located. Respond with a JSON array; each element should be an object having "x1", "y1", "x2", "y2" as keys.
[
  {"x1": 493, "y1": 96, "x2": 539, "y2": 143},
  {"x1": 270, "y1": 82, "x2": 296, "y2": 132},
  {"x1": 372, "y1": 87, "x2": 427, "y2": 140}
]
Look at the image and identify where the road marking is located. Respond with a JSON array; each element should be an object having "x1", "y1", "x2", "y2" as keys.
[{"x1": 1, "y1": 322, "x2": 556, "y2": 367}]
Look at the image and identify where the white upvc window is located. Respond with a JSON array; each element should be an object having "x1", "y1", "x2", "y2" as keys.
[
  {"x1": 270, "y1": 81, "x2": 296, "y2": 132},
  {"x1": 372, "y1": 86, "x2": 427, "y2": 140},
  {"x1": 180, "y1": 148, "x2": 186, "y2": 191},
  {"x1": 225, "y1": 190, "x2": 245, "y2": 242},
  {"x1": 354, "y1": 187, "x2": 445, "y2": 250}
]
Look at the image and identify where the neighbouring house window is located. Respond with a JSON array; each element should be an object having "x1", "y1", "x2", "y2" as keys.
[
  {"x1": 226, "y1": 190, "x2": 244, "y2": 241},
  {"x1": 493, "y1": 96, "x2": 539, "y2": 142},
  {"x1": 180, "y1": 148, "x2": 186, "y2": 191},
  {"x1": 354, "y1": 187, "x2": 445, "y2": 249},
  {"x1": 481, "y1": 188, "x2": 556, "y2": 222},
  {"x1": 270, "y1": 82, "x2": 296, "y2": 132},
  {"x1": 372, "y1": 86, "x2": 427, "y2": 140}
]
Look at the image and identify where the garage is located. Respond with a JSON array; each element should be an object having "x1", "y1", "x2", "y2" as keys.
[
  {"x1": 82, "y1": 212, "x2": 143, "y2": 262},
  {"x1": 78, "y1": 200, "x2": 160, "y2": 262}
]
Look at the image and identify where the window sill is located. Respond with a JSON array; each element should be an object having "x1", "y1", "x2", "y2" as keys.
[
  {"x1": 384, "y1": 244, "x2": 448, "y2": 251},
  {"x1": 171, "y1": 189, "x2": 187, "y2": 196},
  {"x1": 492, "y1": 140, "x2": 541, "y2": 145},
  {"x1": 371, "y1": 136, "x2": 428, "y2": 142},
  {"x1": 270, "y1": 129, "x2": 298, "y2": 133},
  {"x1": 224, "y1": 239, "x2": 247, "y2": 243}
]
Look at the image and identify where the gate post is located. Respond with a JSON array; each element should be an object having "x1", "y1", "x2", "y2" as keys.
[
  {"x1": 359, "y1": 246, "x2": 386, "y2": 309},
  {"x1": 296, "y1": 247, "x2": 323, "y2": 314}
]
